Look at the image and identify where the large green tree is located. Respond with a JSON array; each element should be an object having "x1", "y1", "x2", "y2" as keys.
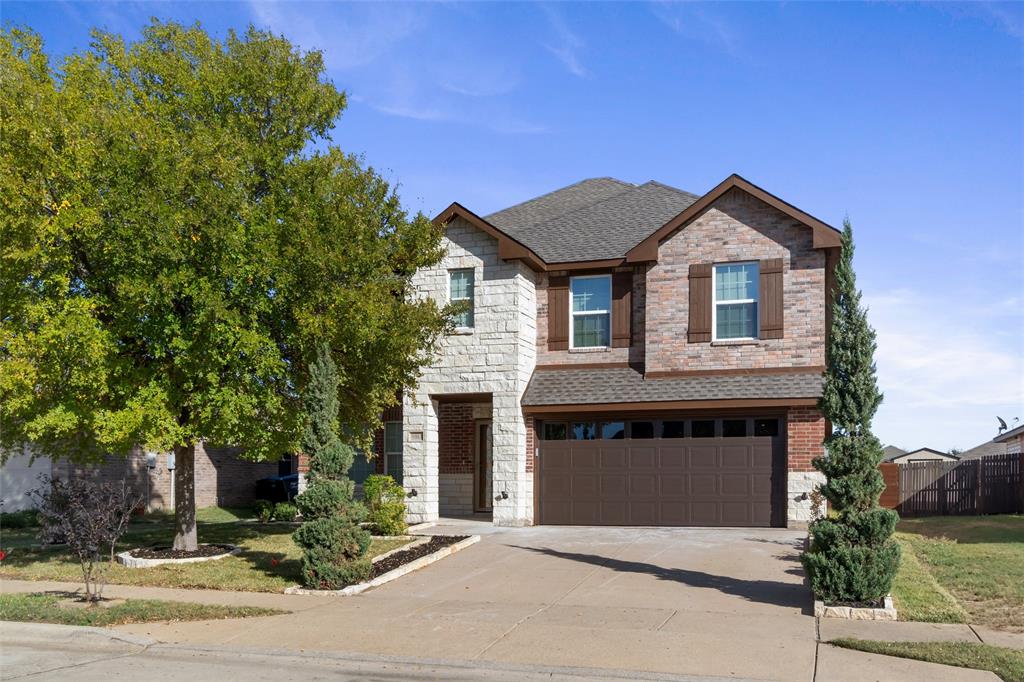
[
  {"x1": 801, "y1": 220, "x2": 900, "y2": 603},
  {"x1": 0, "y1": 22, "x2": 448, "y2": 550}
]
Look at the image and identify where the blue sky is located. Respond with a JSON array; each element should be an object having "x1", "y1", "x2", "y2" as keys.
[{"x1": 5, "y1": 1, "x2": 1023, "y2": 451}]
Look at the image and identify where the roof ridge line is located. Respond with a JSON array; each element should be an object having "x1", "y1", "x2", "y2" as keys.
[
  {"x1": 642, "y1": 180, "x2": 701, "y2": 200},
  {"x1": 484, "y1": 177, "x2": 634, "y2": 224}
]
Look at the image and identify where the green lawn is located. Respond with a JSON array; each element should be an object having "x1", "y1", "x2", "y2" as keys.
[
  {"x1": 830, "y1": 639, "x2": 1024, "y2": 682},
  {"x1": 0, "y1": 592, "x2": 284, "y2": 626},
  {"x1": 891, "y1": 515, "x2": 1024, "y2": 631},
  {"x1": 0, "y1": 508, "x2": 412, "y2": 593}
]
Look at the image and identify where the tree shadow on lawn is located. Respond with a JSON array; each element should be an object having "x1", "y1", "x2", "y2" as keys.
[{"x1": 513, "y1": 545, "x2": 812, "y2": 614}]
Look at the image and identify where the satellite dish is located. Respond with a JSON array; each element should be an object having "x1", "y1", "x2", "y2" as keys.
[{"x1": 997, "y1": 416, "x2": 1008, "y2": 434}]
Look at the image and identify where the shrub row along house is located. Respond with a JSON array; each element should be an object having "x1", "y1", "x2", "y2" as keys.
[{"x1": 369, "y1": 174, "x2": 843, "y2": 528}]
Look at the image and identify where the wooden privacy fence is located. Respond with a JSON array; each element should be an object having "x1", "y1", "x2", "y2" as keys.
[{"x1": 879, "y1": 453, "x2": 1024, "y2": 517}]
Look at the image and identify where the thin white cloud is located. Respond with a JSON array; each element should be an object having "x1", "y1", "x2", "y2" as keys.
[
  {"x1": 540, "y1": 5, "x2": 588, "y2": 78},
  {"x1": 650, "y1": 2, "x2": 742, "y2": 57},
  {"x1": 866, "y1": 288, "x2": 1024, "y2": 451}
]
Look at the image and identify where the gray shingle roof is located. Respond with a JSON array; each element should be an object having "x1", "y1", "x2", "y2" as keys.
[
  {"x1": 522, "y1": 366, "x2": 824, "y2": 406},
  {"x1": 882, "y1": 445, "x2": 907, "y2": 462},
  {"x1": 958, "y1": 440, "x2": 1007, "y2": 460},
  {"x1": 485, "y1": 178, "x2": 699, "y2": 264}
]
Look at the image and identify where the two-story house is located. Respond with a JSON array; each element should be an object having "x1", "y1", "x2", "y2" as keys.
[{"x1": 393, "y1": 174, "x2": 839, "y2": 529}]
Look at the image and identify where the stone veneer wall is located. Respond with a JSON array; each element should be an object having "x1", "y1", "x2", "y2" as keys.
[
  {"x1": 535, "y1": 266, "x2": 646, "y2": 366},
  {"x1": 404, "y1": 217, "x2": 537, "y2": 526},
  {"x1": 645, "y1": 187, "x2": 826, "y2": 373},
  {"x1": 787, "y1": 407, "x2": 827, "y2": 525}
]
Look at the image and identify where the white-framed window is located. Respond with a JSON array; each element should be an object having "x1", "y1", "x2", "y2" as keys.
[
  {"x1": 713, "y1": 262, "x2": 759, "y2": 340},
  {"x1": 449, "y1": 268, "x2": 475, "y2": 329},
  {"x1": 570, "y1": 274, "x2": 611, "y2": 348},
  {"x1": 383, "y1": 421, "x2": 403, "y2": 483}
]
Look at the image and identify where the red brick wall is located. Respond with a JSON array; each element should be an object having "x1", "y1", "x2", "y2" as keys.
[
  {"x1": 787, "y1": 407, "x2": 825, "y2": 472},
  {"x1": 438, "y1": 403, "x2": 475, "y2": 474},
  {"x1": 646, "y1": 188, "x2": 827, "y2": 373},
  {"x1": 58, "y1": 443, "x2": 278, "y2": 510}
]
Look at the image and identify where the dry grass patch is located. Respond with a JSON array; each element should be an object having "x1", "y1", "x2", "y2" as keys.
[{"x1": 0, "y1": 592, "x2": 284, "y2": 626}]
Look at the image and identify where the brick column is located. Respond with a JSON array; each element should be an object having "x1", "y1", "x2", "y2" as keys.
[
  {"x1": 296, "y1": 452, "x2": 310, "y2": 495},
  {"x1": 787, "y1": 407, "x2": 826, "y2": 525}
]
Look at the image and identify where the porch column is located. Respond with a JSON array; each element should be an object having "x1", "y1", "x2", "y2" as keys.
[
  {"x1": 491, "y1": 392, "x2": 530, "y2": 526},
  {"x1": 403, "y1": 393, "x2": 439, "y2": 524}
]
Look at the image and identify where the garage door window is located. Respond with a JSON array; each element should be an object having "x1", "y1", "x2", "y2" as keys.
[
  {"x1": 754, "y1": 419, "x2": 779, "y2": 437},
  {"x1": 601, "y1": 422, "x2": 625, "y2": 439},
  {"x1": 661, "y1": 420, "x2": 686, "y2": 438},
  {"x1": 630, "y1": 421, "x2": 654, "y2": 439},
  {"x1": 571, "y1": 422, "x2": 597, "y2": 440},
  {"x1": 691, "y1": 420, "x2": 716, "y2": 438},
  {"x1": 543, "y1": 422, "x2": 567, "y2": 440},
  {"x1": 723, "y1": 419, "x2": 747, "y2": 437}
]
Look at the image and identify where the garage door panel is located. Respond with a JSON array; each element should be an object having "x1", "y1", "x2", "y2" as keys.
[
  {"x1": 539, "y1": 431, "x2": 778, "y2": 527},
  {"x1": 628, "y1": 448, "x2": 657, "y2": 469},
  {"x1": 689, "y1": 446, "x2": 718, "y2": 468},
  {"x1": 659, "y1": 447, "x2": 686, "y2": 468},
  {"x1": 573, "y1": 474, "x2": 599, "y2": 497},
  {"x1": 629, "y1": 474, "x2": 657, "y2": 496},
  {"x1": 720, "y1": 474, "x2": 751, "y2": 496}
]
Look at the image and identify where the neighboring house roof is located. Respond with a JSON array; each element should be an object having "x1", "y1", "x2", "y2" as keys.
[
  {"x1": 994, "y1": 423, "x2": 1024, "y2": 443},
  {"x1": 882, "y1": 445, "x2": 907, "y2": 462},
  {"x1": 885, "y1": 447, "x2": 958, "y2": 462},
  {"x1": 521, "y1": 366, "x2": 823, "y2": 411},
  {"x1": 434, "y1": 174, "x2": 842, "y2": 271},
  {"x1": 486, "y1": 179, "x2": 700, "y2": 263},
  {"x1": 958, "y1": 440, "x2": 1006, "y2": 460}
]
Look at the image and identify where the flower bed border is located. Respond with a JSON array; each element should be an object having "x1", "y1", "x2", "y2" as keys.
[
  {"x1": 814, "y1": 595, "x2": 897, "y2": 621},
  {"x1": 284, "y1": 534, "x2": 480, "y2": 596},
  {"x1": 116, "y1": 544, "x2": 241, "y2": 568}
]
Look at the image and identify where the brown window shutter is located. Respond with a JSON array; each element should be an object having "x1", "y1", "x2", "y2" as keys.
[
  {"x1": 548, "y1": 275, "x2": 569, "y2": 351},
  {"x1": 759, "y1": 258, "x2": 784, "y2": 339},
  {"x1": 611, "y1": 271, "x2": 632, "y2": 348},
  {"x1": 688, "y1": 263, "x2": 712, "y2": 343}
]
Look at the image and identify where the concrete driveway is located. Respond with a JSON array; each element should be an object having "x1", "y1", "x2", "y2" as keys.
[{"x1": 115, "y1": 519, "x2": 817, "y2": 680}]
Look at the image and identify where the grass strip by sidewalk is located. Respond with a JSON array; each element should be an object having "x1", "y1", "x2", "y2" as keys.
[
  {"x1": 891, "y1": 536, "x2": 969, "y2": 623},
  {"x1": 0, "y1": 592, "x2": 285, "y2": 627},
  {"x1": 830, "y1": 638, "x2": 1024, "y2": 682}
]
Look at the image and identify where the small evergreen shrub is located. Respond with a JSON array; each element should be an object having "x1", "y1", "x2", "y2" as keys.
[
  {"x1": 293, "y1": 515, "x2": 372, "y2": 589},
  {"x1": 272, "y1": 502, "x2": 298, "y2": 522},
  {"x1": 295, "y1": 479, "x2": 359, "y2": 520},
  {"x1": 363, "y1": 474, "x2": 407, "y2": 536},
  {"x1": 254, "y1": 499, "x2": 274, "y2": 523}
]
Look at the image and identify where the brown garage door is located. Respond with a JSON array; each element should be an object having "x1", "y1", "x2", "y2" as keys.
[{"x1": 539, "y1": 432, "x2": 779, "y2": 527}]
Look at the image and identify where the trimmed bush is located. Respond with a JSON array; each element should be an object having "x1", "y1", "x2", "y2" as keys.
[
  {"x1": 363, "y1": 474, "x2": 407, "y2": 536},
  {"x1": 293, "y1": 515, "x2": 372, "y2": 590},
  {"x1": 272, "y1": 502, "x2": 298, "y2": 522},
  {"x1": 295, "y1": 479, "x2": 361, "y2": 521},
  {"x1": 254, "y1": 499, "x2": 274, "y2": 523}
]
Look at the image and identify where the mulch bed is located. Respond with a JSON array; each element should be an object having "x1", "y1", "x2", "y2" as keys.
[
  {"x1": 369, "y1": 535, "x2": 469, "y2": 579},
  {"x1": 128, "y1": 544, "x2": 235, "y2": 560}
]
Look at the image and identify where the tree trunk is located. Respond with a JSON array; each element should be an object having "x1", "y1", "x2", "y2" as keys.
[{"x1": 172, "y1": 443, "x2": 198, "y2": 551}]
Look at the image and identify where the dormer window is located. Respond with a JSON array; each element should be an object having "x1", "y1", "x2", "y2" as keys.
[
  {"x1": 713, "y1": 262, "x2": 759, "y2": 340},
  {"x1": 570, "y1": 275, "x2": 611, "y2": 348}
]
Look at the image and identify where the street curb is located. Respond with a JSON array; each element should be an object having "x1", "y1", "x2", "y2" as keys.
[
  {"x1": 0, "y1": 620, "x2": 156, "y2": 648},
  {"x1": 285, "y1": 534, "x2": 480, "y2": 596}
]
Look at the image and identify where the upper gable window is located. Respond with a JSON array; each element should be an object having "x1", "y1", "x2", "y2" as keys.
[
  {"x1": 570, "y1": 275, "x2": 611, "y2": 348},
  {"x1": 713, "y1": 263, "x2": 758, "y2": 340},
  {"x1": 449, "y1": 268, "x2": 475, "y2": 329}
]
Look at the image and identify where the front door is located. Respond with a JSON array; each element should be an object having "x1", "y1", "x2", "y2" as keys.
[{"x1": 476, "y1": 421, "x2": 493, "y2": 512}]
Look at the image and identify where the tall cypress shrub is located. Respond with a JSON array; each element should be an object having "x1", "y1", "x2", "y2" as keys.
[
  {"x1": 801, "y1": 220, "x2": 900, "y2": 604},
  {"x1": 292, "y1": 343, "x2": 371, "y2": 589}
]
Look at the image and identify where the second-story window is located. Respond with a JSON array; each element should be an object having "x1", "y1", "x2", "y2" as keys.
[
  {"x1": 713, "y1": 262, "x2": 759, "y2": 340},
  {"x1": 449, "y1": 268, "x2": 474, "y2": 329},
  {"x1": 570, "y1": 274, "x2": 611, "y2": 348}
]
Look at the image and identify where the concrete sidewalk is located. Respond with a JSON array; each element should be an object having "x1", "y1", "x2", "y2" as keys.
[{"x1": 820, "y1": 618, "x2": 1024, "y2": 650}]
